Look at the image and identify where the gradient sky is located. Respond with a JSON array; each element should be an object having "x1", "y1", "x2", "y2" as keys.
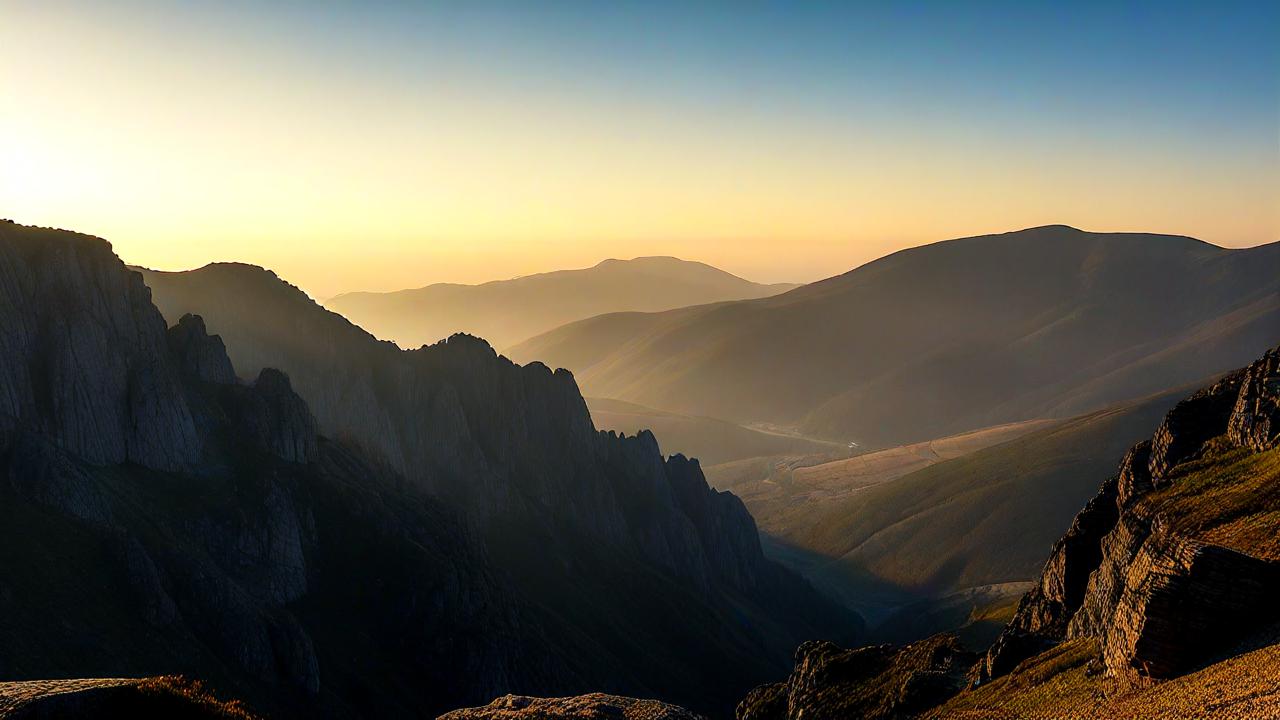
[{"x1": 3, "y1": 0, "x2": 1277, "y2": 298}]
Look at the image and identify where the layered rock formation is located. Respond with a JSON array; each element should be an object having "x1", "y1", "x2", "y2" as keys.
[
  {"x1": 984, "y1": 347, "x2": 1280, "y2": 682},
  {"x1": 727, "y1": 347, "x2": 1280, "y2": 720},
  {"x1": 138, "y1": 257, "x2": 859, "y2": 712}
]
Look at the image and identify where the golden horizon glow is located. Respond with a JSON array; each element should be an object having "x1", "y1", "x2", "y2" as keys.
[{"x1": 3, "y1": 2, "x2": 1276, "y2": 299}]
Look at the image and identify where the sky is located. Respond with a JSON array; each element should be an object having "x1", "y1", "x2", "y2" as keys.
[{"x1": 3, "y1": 0, "x2": 1277, "y2": 299}]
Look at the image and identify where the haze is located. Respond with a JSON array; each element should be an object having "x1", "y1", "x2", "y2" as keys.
[{"x1": 3, "y1": 0, "x2": 1277, "y2": 298}]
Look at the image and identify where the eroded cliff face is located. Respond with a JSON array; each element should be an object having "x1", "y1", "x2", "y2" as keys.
[
  {"x1": 0, "y1": 222, "x2": 569, "y2": 717},
  {"x1": 0, "y1": 222, "x2": 852, "y2": 717},
  {"x1": 984, "y1": 347, "x2": 1280, "y2": 683},
  {"x1": 138, "y1": 258, "x2": 859, "y2": 712},
  {"x1": 0, "y1": 224, "x2": 199, "y2": 471}
]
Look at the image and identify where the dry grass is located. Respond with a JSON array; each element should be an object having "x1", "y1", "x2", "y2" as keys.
[
  {"x1": 134, "y1": 676, "x2": 263, "y2": 719},
  {"x1": 792, "y1": 420, "x2": 1053, "y2": 492},
  {"x1": 934, "y1": 638, "x2": 1280, "y2": 719},
  {"x1": 1141, "y1": 442, "x2": 1280, "y2": 559},
  {"x1": 716, "y1": 418, "x2": 1052, "y2": 539}
]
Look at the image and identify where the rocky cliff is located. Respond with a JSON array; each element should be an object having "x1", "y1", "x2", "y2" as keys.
[
  {"x1": 727, "y1": 346, "x2": 1280, "y2": 720},
  {"x1": 0, "y1": 224, "x2": 199, "y2": 471},
  {"x1": 0, "y1": 222, "x2": 574, "y2": 717},
  {"x1": 137, "y1": 258, "x2": 859, "y2": 713},
  {"x1": 983, "y1": 346, "x2": 1280, "y2": 682},
  {"x1": 0, "y1": 221, "x2": 853, "y2": 718}
]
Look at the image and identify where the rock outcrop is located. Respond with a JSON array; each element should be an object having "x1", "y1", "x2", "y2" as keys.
[
  {"x1": 438, "y1": 693, "x2": 705, "y2": 720},
  {"x1": 0, "y1": 676, "x2": 261, "y2": 719},
  {"x1": 1227, "y1": 348, "x2": 1280, "y2": 451},
  {"x1": 168, "y1": 313, "x2": 238, "y2": 385},
  {"x1": 241, "y1": 368, "x2": 319, "y2": 464},
  {"x1": 0, "y1": 224, "x2": 200, "y2": 471},
  {"x1": 983, "y1": 346, "x2": 1280, "y2": 683},
  {"x1": 735, "y1": 635, "x2": 975, "y2": 720}
]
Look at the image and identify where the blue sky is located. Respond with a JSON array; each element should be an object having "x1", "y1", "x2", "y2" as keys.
[{"x1": 3, "y1": 0, "x2": 1276, "y2": 296}]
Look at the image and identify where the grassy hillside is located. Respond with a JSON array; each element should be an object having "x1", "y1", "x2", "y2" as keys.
[
  {"x1": 325, "y1": 256, "x2": 796, "y2": 350},
  {"x1": 512, "y1": 226, "x2": 1278, "y2": 451},
  {"x1": 1139, "y1": 441, "x2": 1280, "y2": 559},
  {"x1": 773, "y1": 387, "x2": 1188, "y2": 617},
  {"x1": 712, "y1": 420, "x2": 1051, "y2": 539},
  {"x1": 934, "y1": 637, "x2": 1280, "y2": 719}
]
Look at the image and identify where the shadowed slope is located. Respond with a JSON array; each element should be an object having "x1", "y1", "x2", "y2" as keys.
[
  {"x1": 512, "y1": 226, "x2": 1278, "y2": 450},
  {"x1": 135, "y1": 253, "x2": 857, "y2": 716}
]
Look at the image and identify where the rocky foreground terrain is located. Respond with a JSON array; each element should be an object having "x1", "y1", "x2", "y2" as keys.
[{"x1": 0, "y1": 677, "x2": 258, "y2": 719}]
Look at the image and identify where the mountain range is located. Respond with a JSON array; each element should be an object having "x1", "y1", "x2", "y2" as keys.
[
  {"x1": 0, "y1": 221, "x2": 852, "y2": 718},
  {"x1": 325, "y1": 256, "x2": 798, "y2": 351},
  {"x1": 5, "y1": 217, "x2": 1278, "y2": 720},
  {"x1": 136, "y1": 251, "x2": 857, "y2": 715},
  {"x1": 451, "y1": 344, "x2": 1280, "y2": 720},
  {"x1": 510, "y1": 225, "x2": 1278, "y2": 450}
]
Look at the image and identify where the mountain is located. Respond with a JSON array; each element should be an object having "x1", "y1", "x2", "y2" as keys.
[
  {"x1": 0, "y1": 220, "x2": 852, "y2": 718},
  {"x1": 732, "y1": 344, "x2": 1280, "y2": 720},
  {"x1": 133, "y1": 251, "x2": 856, "y2": 715},
  {"x1": 510, "y1": 226, "x2": 1279, "y2": 450},
  {"x1": 324, "y1": 256, "x2": 798, "y2": 350},
  {"x1": 0, "y1": 222, "x2": 558, "y2": 718}
]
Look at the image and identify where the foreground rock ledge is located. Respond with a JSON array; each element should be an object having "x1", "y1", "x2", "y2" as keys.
[{"x1": 438, "y1": 693, "x2": 706, "y2": 720}]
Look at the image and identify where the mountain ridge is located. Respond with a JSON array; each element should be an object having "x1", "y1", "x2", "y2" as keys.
[
  {"x1": 133, "y1": 238, "x2": 857, "y2": 715},
  {"x1": 323, "y1": 255, "x2": 799, "y2": 350},
  {"x1": 0, "y1": 220, "x2": 853, "y2": 717},
  {"x1": 511, "y1": 225, "x2": 1278, "y2": 449}
]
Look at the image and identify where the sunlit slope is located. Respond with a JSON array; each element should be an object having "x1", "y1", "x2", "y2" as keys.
[
  {"x1": 586, "y1": 397, "x2": 834, "y2": 466},
  {"x1": 710, "y1": 419, "x2": 1052, "y2": 537},
  {"x1": 326, "y1": 256, "x2": 797, "y2": 350},
  {"x1": 792, "y1": 387, "x2": 1188, "y2": 596},
  {"x1": 512, "y1": 226, "x2": 1279, "y2": 449},
  {"x1": 933, "y1": 637, "x2": 1280, "y2": 719}
]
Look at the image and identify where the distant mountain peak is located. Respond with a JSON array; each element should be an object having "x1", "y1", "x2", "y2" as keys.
[
  {"x1": 323, "y1": 254, "x2": 798, "y2": 350},
  {"x1": 594, "y1": 255, "x2": 690, "y2": 267}
]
